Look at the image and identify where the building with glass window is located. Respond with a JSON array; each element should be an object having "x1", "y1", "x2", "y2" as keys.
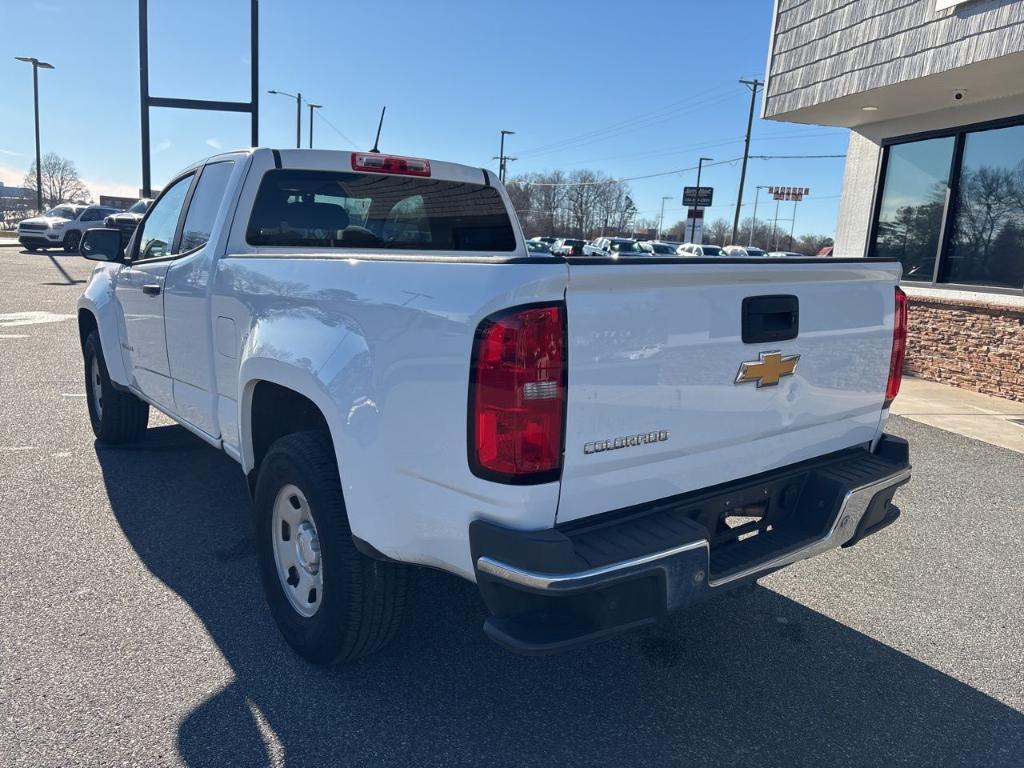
[{"x1": 764, "y1": 0, "x2": 1024, "y2": 402}]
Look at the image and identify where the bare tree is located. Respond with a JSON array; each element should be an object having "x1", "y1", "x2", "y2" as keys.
[
  {"x1": 23, "y1": 153, "x2": 91, "y2": 209},
  {"x1": 793, "y1": 233, "x2": 833, "y2": 256},
  {"x1": 508, "y1": 169, "x2": 635, "y2": 239},
  {"x1": 704, "y1": 218, "x2": 732, "y2": 245}
]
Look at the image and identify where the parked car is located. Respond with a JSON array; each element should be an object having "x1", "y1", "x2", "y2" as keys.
[
  {"x1": 18, "y1": 203, "x2": 121, "y2": 252},
  {"x1": 584, "y1": 237, "x2": 652, "y2": 257},
  {"x1": 551, "y1": 237, "x2": 585, "y2": 256},
  {"x1": 77, "y1": 147, "x2": 911, "y2": 664},
  {"x1": 105, "y1": 198, "x2": 153, "y2": 247},
  {"x1": 676, "y1": 243, "x2": 725, "y2": 257},
  {"x1": 640, "y1": 241, "x2": 679, "y2": 255},
  {"x1": 722, "y1": 245, "x2": 769, "y2": 258},
  {"x1": 768, "y1": 251, "x2": 809, "y2": 258},
  {"x1": 525, "y1": 240, "x2": 553, "y2": 255},
  {"x1": 528, "y1": 236, "x2": 559, "y2": 246}
]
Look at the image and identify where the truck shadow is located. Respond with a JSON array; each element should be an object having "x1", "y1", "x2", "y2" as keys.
[{"x1": 95, "y1": 425, "x2": 1023, "y2": 768}]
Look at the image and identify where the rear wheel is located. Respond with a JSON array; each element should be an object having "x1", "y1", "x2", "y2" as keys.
[
  {"x1": 63, "y1": 231, "x2": 81, "y2": 253},
  {"x1": 83, "y1": 330, "x2": 149, "y2": 444},
  {"x1": 255, "y1": 431, "x2": 407, "y2": 664}
]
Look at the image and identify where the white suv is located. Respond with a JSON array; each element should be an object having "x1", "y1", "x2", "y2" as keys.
[{"x1": 17, "y1": 203, "x2": 122, "y2": 252}]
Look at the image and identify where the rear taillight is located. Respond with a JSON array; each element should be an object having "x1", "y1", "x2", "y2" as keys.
[
  {"x1": 470, "y1": 304, "x2": 566, "y2": 482},
  {"x1": 351, "y1": 152, "x2": 431, "y2": 176},
  {"x1": 884, "y1": 287, "x2": 908, "y2": 407}
]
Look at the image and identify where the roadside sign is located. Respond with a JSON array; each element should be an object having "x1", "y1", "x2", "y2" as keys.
[
  {"x1": 685, "y1": 208, "x2": 705, "y2": 243},
  {"x1": 682, "y1": 186, "x2": 713, "y2": 207},
  {"x1": 768, "y1": 186, "x2": 810, "y2": 201}
]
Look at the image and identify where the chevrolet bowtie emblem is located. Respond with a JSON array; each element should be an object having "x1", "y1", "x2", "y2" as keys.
[{"x1": 735, "y1": 351, "x2": 800, "y2": 387}]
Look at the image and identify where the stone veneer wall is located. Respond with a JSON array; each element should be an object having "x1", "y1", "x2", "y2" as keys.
[{"x1": 904, "y1": 294, "x2": 1024, "y2": 403}]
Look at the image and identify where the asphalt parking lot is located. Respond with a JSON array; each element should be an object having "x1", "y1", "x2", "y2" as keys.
[{"x1": 1, "y1": 247, "x2": 1022, "y2": 768}]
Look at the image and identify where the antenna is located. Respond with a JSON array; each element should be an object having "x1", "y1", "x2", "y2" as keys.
[{"x1": 370, "y1": 106, "x2": 386, "y2": 153}]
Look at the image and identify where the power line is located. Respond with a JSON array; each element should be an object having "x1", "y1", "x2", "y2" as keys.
[
  {"x1": 749, "y1": 153, "x2": 847, "y2": 159},
  {"x1": 516, "y1": 157, "x2": 744, "y2": 187},
  {"x1": 515, "y1": 86, "x2": 742, "y2": 160},
  {"x1": 512, "y1": 153, "x2": 846, "y2": 189},
  {"x1": 533, "y1": 130, "x2": 844, "y2": 170},
  {"x1": 314, "y1": 111, "x2": 360, "y2": 149},
  {"x1": 514, "y1": 81, "x2": 732, "y2": 157},
  {"x1": 520, "y1": 93, "x2": 745, "y2": 162}
]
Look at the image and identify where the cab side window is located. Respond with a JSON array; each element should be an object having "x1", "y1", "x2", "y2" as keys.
[
  {"x1": 135, "y1": 175, "x2": 193, "y2": 261},
  {"x1": 179, "y1": 161, "x2": 235, "y2": 253}
]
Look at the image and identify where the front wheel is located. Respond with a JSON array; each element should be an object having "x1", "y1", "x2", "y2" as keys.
[
  {"x1": 83, "y1": 330, "x2": 149, "y2": 444},
  {"x1": 255, "y1": 431, "x2": 407, "y2": 665}
]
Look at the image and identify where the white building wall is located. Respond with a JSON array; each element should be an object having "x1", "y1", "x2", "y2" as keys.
[{"x1": 833, "y1": 132, "x2": 881, "y2": 258}]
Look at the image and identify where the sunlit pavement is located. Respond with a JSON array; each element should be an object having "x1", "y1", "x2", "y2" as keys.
[
  {"x1": 1, "y1": 249, "x2": 1022, "y2": 767},
  {"x1": 893, "y1": 376, "x2": 1024, "y2": 454}
]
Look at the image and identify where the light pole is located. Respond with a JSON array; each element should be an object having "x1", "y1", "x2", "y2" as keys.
[
  {"x1": 750, "y1": 185, "x2": 769, "y2": 246},
  {"x1": 771, "y1": 197, "x2": 781, "y2": 251},
  {"x1": 496, "y1": 129, "x2": 515, "y2": 182},
  {"x1": 15, "y1": 56, "x2": 54, "y2": 212},
  {"x1": 658, "y1": 195, "x2": 671, "y2": 240},
  {"x1": 689, "y1": 156, "x2": 712, "y2": 243},
  {"x1": 789, "y1": 199, "x2": 799, "y2": 250},
  {"x1": 307, "y1": 103, "x2": 322, "y2": 148},
  {"x1": 268, "y1": 89, "x2": 303, "y2": 148}
]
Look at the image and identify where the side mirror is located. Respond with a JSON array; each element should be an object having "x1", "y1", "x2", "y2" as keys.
[{"x1": 80, "y1": 228, "x2": 124, "y2": 262}]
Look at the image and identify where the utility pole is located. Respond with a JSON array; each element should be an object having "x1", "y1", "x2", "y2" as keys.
[
  {"x1": 658, "y1": 195, "x2": 671, "y2": 239},
  {"x1": 731, "y1": 78, "x2": 763, "y2": 246},
  {"x1": 307, "y1": 103, "x2": 322, "y2": 147},
  {"x1": 16, "y1": 56, "x2": 54, "y2": 212},
  {"x1": 496, "y1": 129, "x2": 515, "y2": 182},
  {"x1": 690, "y1": 156, "x2": 712, "y2": 243}
]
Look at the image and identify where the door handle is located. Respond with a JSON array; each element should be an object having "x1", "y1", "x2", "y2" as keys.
[{"x1": 142, "y1": 284, "x2": 162, "y2": 296}]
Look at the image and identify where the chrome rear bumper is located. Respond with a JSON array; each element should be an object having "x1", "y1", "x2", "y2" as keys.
[{"x1": 471, "y1": 435, "x2": 911, "y2": 655}]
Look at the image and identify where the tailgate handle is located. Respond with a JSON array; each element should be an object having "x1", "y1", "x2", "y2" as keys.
[{"x1": 742, "y1": 295, "x2": 798, "y2": 344}]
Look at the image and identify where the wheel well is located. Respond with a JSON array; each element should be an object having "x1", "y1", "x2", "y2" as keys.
[
  {"x1": 249, "y1": 381, "x2": 331, "y2": 478},
  {"x1": 78, "y1": 309, "x2": 98, "y2": 352}
]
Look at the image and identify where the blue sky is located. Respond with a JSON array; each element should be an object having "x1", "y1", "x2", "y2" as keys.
[{"x1": 0, "y1": 0, "x2": 850, "y2": 235}]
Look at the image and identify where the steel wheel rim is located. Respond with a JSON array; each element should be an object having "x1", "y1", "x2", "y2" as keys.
[
  {"x1": 271, "y1": 484, "x2": 323, "y2": 618},
  {"x1": 90, "y1": 356, "x2": 103, "y2": 420}
]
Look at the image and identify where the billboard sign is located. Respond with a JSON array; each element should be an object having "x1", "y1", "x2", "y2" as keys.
[
  {"x1": 767, "y1": 186, "x2": 810, "y2": 202},
  {"x1": 682, "y1": 186, "x2": 713, "y2": 207}
]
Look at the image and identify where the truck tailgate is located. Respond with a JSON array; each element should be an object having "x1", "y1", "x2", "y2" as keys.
[{"x1": 557, "y1": 259, "x2": 901, "y2": 524}]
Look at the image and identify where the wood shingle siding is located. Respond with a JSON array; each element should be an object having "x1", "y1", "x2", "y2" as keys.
[{"x1": 765, "y1": 0, "x2": 1024, "y2": 118}]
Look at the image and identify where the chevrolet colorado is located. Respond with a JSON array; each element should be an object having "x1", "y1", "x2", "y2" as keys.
[{"x1": 77, "y1": 148, "x2": 911, "y2": 663}]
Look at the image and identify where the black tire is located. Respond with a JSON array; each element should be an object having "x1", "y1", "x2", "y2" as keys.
[
  {"x1": 25, "y1": 245, "x2": 37, "y2": 252},
  {"x1": 255, "y1": 431, "x2": 407, "y2": 665},
  {"x1": 63, "y1": 230, "x2": 81, "y2": 253},
  {"x1": 84, "y1": 330, "x2": 149, "y2": 444}
]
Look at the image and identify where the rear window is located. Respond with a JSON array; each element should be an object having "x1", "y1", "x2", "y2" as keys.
[{"x1": 246, "y1": 169, "x2": 516, "y2": 252}]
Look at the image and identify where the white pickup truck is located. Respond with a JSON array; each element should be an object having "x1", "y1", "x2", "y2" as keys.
[{"x1": 77, "y1": 148, "x2": 911, "y2": 663}]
